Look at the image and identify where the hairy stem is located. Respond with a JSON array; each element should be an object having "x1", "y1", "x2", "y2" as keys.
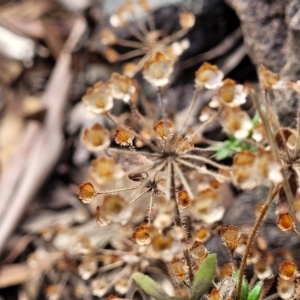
[
  {"x1": 236, "y1": 184, "x2": 278, "y2": 300},
  {"x1": 169, "y1": 160, "x2": 194, "y2": 284}
]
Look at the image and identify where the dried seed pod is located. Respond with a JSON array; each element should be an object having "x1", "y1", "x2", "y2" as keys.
[
  {"x1": 82, "y1": 81, "x2": 113, "y2": 114},
  {"x1": 172, "y1": 136, "x2": 194, "y2": 153},
  {"x1": 221, "y1": 107, "x2": 253, "y2": 140},
  {"x1": 90, "y1": 156, "x2": 124, "y2": 184},
  {"x1": 114, "y1": 128, "x2": 134, "y2": 146},
  {"x1": 258, "y1": 64, "x2": 280, "y2": 90},
  {"x1": 91, "y1": 278, "x2": 108, "y2": 297},
  {"x1": 94, "y1": 206, "x2": 111, "y2": 226},
  {"x1": 279, "y1": 261, "x2": 297, "y2": 281},
  {"x1": 179, "y1": 11, "x2": 195, "y2": 29},
  {"x1": 277, "y1": 213, "x2": 294, "y2": 232},
  {"x1": 190, "y1": 241, "x2": 208, "y2": 261},
  {"x1": 210, "y1": 288, "x2": 220, "y2": 300},
  {"x1": 78, "y1": 182, "x2": 97, "y2": 203},
  {"x1": 220, "y1": 225, "x2": 241, "y2": 253},
  {"x1": 254, "y1": 259, "x2": 272, "y2": 280},
  {"x1": 195, "y1": 225, "x2": 211, "y2": 243},
  {"x1": 81, "y1": 123, "x2": 110, "y2": 152},
  {"x1": 177, "y1": 190, "x2": 191, "y2": 208},
  {"x1": 143, "y1": 52, "x2": 173, "y2": 87},
  {"x1": 100, "y1": 28, "x2": 116, "y2": 45},
  {"x1": 277, "y1": 277, "x2": 295, "y2": 300},
  {"x1": 195, "y1": 62, "x2": 224, "y2": 90},
  {"x1": 132, "y1": 225, "x2": 152, "y2": 245},
  {"x1": 153, "y1": 120, "x2": 174, "y2": 140},
  {"x1": 216, "y1": 79, "x2": 247, "y2": 107},
  {"x1": 78, "y1": 256, "x2": 98, "y2": 280},
  {"x1": 108, "y1": 73, "x2": 137, "y2": 103},
  {"x1": 274, "y1": 128, "x2": 298, "y2": 151},
  {"x1": 128, "y1": 172, "x2": 147, "y2": 182},
  {"x1": 169, "y1": 257, "x2": 188, "y2": 281},
  {"x1": 104, "y1": 47, "x2": 120, "y2": 63}
]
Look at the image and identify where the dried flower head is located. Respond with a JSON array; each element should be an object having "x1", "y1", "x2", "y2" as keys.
[
  {"x1": 82, "y1": 81, "x2": 113, "y2": 114},
  {"x1": 195, "y1": 62, "x2": 224, "y2": 89},
  {"x1": 190, "y1": 241, "x2": 208, "y2": 261},
  {"x1": 221, "y1": 107, "x2": 253, "y2": 140},
  {"x1": 81, "y1": 123, "x2": 110, "y2": 152},
  {"x1": 277, "y1": 212, "x2": 294, "y2": 232},
  {"x1": 108, "y1": 73, "x2": 137, "y2": 103},
  {"x1": 254, "y1": 259, "x2": 272, "y2": 280},
  {"x1": 114, "y1": 128, "x2": 135, "y2": 147},
  {"x1": 220, "y1": 225, "x2": 241, "y2": 253},
  {"x1": 232, "y1": 151, "x2": 256, "y2": 189},
  {"x1": 143, "y1": 52, "x2": 173, "y2": 87},
  {"x1": 102, "y1": 194, "x2": 128, "y2": 221},
  {"x1": 172, "y1": 136, "x2": 194, "y2": 153},
  {"x1": 91, "y1": 278, "x2": 108, "y2": 297},
  {"x1": 153, "y1": 120, "x2": 174, "y2": 140},
  {"x1": 78, "y1": 256, "x2": 98, "y2": 280},
  {"x1": 78, "y1": 182, "x2": 97, "y2": 203},
  {"x1": 104, "y1": 47, "x2": 120, "y2": 63},
  {"x1": 279, "y1": 261, "x2": 297, "y2": 280},
  {"x1": 169, "y1": 257, "x2": 188, "y2": 281},
  {"x1": 100, "y1": 28, "x2": 117, "y2": 45},
  {"x1": 177, "y1": 190, "x2": 191, "y2": 208},
  {"x1": 277, "y1": 277, "x2": 295, "y2": 300},
  {"x1": 258, "y1": 64, "x2": 280, "y2": 90},
  {"x1": 132, "y1": 225, "x2": 152, "y2": 245},
  {"x1": 216, "y1": 79, "x2": 247, "y2": 107},
  {"x1": 195, "y1": 225, "x2": 211, "y2": 243},
  {"x1": 179, "y1": 11, "x2": 195, "y2": 29}
]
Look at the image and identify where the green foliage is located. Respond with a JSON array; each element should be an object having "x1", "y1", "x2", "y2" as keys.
[
  {"x1": 132, "y1": 273, "x2": 174, "y2": 300},
  {"x1": 233, "y1": 272, "x2": 248, "y2": 300},
  {"x1": 190, "y1": 254, "x2": 216, "y2": 300},
  {"x1": 132, "y1": 254, "x2": 217, "y2": 300},
  {"x1": 247, "y1": 281, "x2": 263, "y2": 300},
  {"x1": 212, "y1": 113, "x2": 259, "y2": 160}
]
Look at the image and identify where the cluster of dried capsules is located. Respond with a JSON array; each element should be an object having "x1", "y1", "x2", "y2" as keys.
[{"x1": 75, "y1": 0, "x2": 300, "y2": 298}]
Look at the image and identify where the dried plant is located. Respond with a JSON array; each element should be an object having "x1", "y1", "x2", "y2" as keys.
[{"x1": 72, "y1": 1, "x2": 300, "y2": 299}]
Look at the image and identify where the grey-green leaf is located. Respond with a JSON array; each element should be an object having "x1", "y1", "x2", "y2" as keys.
[
  {"x1": 233, "y1": 271, "x2": 248, "y2": 300},
  {"x1": 247, "y1": 281, "x2": 263, "y2": 300},
  {"x1": 191, "y1": 254, "x2": 216, "y2": 300},
  {"x1": 132, "y1": 273, "x2": 172, "y2": 300}
]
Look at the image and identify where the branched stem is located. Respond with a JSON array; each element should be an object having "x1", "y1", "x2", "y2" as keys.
[{"x1": 236, "y1": 184, "x2": 278, "y2": 300}]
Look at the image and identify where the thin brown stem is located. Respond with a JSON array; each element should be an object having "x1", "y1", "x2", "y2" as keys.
[
  {"x1": 169, "y1": 160, "x2": 194, "y2": 284},
  {"x1": 188, "y1": 112, "x2": 219, "y2": 142},
  {"x1": 172, "y1": 161, "x2": 195, "y2": 200},
  {"x1": 97, "y1": 186, "x2": 139, "y2": 195},
  {"x1": 117, "y1": 48, "x2": 148, "y2": 61},
  {"x1": 251, "y1": 89, "x2": 299, "y2": 228},
  {"x1": 157, "y1": 87, "x2": 167, "y2": 119},
  {"x1": 175, "y1": 158, "x2": 229, "y2": 182},
  {"x1": 180, "y1": 88, "x2": 200, "y2": 135},
  {"x1": 236, "y1": 184, "x2": 278, "y2": 300},
  {"x1": 115, "y1": 38, "x2": 144, "y2": 48},
  {"x1": 160, "y1": 28, "x2": 189, "y2": 45},
  {"x1": 108, "y1": 147, "x2": 160, "y2": 158},
  {"x1": 180, "y1": 154, "x2": 232, "y2": 171}
]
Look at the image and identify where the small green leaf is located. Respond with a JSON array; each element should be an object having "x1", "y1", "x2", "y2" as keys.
[
  {"x1": 132, "y1": 273, "x2": 171, "y2": 300},
  {"x1": 216, "y1": 148, "x2": 231, "y2": 160},
  {"x1": 251, "y1": 112, "x2": 260, "y2": 125},
  {"x1": 233, "y1": 272, "x2": 248, "y2": 300},
  {"x1": 211, "y1": 143, "x2": 226, "y2": 151},
  {"x1": 191, "y1": 254, "x2": 216, "y2": 300},
  {"x1": 247, "y1": 281, "x2": 263, "y2": 300}
]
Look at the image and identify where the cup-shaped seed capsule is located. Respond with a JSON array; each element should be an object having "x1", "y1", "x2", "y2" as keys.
[
  {"x1": 279, "y1": 261, "x2": 297, "y2": 281},
  {"x1": 277, "y1": 213, "x2": 294, "y2": 232},
  {"x1": 195, "y1": 62, "x2": 224, "y2": 90},
  {"x1": 132, "y1": 225, "x2": 152, "y2": 245},
  {"x1": 78, "y1": 182, "x2": 97, "y2": 203},
  {"x1": 220, "y1": 225, "x2": 241, "y2": 253}
]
